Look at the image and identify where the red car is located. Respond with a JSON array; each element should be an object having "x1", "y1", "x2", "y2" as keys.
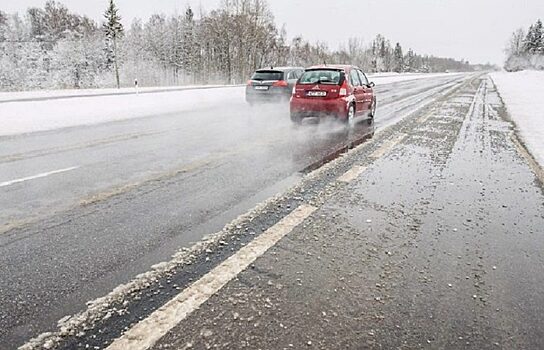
[{"x1": 290, "y1": 65, "x2": 376, "y2": 125}]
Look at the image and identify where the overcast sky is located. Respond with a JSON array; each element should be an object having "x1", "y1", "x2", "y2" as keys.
[{"x1": 3, "y1": 0, "x2": 543, "y2": 65}]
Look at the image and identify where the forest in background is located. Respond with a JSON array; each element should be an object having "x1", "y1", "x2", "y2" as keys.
[{"x1": 0, "y1": 0, "x2": 487, "y2": 91}]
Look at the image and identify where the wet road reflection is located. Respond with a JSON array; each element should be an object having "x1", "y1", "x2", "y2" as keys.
[{"x1": 291, "y1": 119, "x2": 375, "y2": 173}]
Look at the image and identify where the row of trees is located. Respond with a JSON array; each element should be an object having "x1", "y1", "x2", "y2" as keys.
[
  {"x1": 336, "y1": 35, "x2": 475, "y2": 74},
  {"x1": 0, "y1": 0, "x2": 478, "y2": 91},
  {"x1": 504, "y1": 19, "x2": 544, "y2": 71}
]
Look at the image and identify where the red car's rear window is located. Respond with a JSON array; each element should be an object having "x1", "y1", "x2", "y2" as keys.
[{"x1": 299, "y1": 69, "x2": 343, "y2": 85}]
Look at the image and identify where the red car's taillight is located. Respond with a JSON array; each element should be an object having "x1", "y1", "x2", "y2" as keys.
[
  {"x1": 273, "y1": 80, "x2": 288, "y2": 87},
  {"x1": 339, "y1": 81, "x2": 348, "y2": 97}
]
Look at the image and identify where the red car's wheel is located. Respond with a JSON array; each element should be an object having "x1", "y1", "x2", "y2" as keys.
[
  {"x1": 370, "y1": 97, "x2": 377, "y2": 117},
  {"x1": 346, "y1": 104, "x2": 355, "y2": 127},
  {"x1": 368, "y1": 97, "x2": 377, "y2": 125}
]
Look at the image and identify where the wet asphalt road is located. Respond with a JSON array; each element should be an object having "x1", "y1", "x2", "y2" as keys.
[
  {"x1": 21, "y1": 73, "x2": 543, "y2": 350},
  {"x1": 144, "y1": 76, "x2": 544, "y2": 349},
  {"x1": 0, "y1": 74, "x2": 472, "y2": 348}
]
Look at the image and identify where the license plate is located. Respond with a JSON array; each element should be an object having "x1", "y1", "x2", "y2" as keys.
[
  {"x1": 307, "y1": 91, "x2": 326, "y2": 97},
  {"x1": 254, "y1": 86, "x2": 269, "y2": 91}
]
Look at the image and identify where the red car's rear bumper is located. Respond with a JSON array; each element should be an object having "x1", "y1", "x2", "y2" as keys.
[{"x1": 290, "y1": 97, "x2": 349, "y2": 120}]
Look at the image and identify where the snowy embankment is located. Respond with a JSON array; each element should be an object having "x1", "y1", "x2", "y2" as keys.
[
  {"x1": 0, "y1": 84, "x2": 235, "y2": 103},
  {"x1": 491, "y1": 71, "x2": 544, "y2": 167},
  {"x1": 0, "y1": 73, "x2": 460, "y2": 137},
  {"x1": 0, "y1": 86, "x2": 245, "y2": 136}
]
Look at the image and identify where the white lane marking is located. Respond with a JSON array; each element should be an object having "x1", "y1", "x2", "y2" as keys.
[
  {"x1": 0, "y1": 166, "x2": 79, "y2": 188},
  {"x1": 338, "y1": 133, "x2": 408, "y2": 184},
  {"x1": 106, "y1": 204, "x2": 317, "y2": 350},
  {"x1": 338, "y1": 165, "x2": 368, "y2": 183},
  {"x1": 369, "y1": 134, "x2": 407, "y2": 159}
]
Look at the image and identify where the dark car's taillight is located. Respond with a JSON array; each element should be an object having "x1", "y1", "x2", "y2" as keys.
[{"x1": 272, "y1": 80, "x2": 288, "y2": 87}]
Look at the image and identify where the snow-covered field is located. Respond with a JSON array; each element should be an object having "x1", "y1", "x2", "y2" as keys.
[
  {"x1": 491, "y1": 71, "x2": 544, "y2": 167},
  {"x1": 0, "y1": 73, "x2": 461, "y2": 137}
]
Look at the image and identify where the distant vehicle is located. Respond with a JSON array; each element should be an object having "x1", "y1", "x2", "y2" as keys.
[
  {"x1": 290, "y1": 65, "x2": 376, "y2": 126},
  {"x1": 246, "y1": 67, "x2": 304, "y2": 105}
]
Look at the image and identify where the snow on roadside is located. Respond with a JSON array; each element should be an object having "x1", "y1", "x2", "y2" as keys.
[
  {"x1": 491, "y1": 71, "x2": 544, "y2": 168},
  {"x1": 0, "y1": 87, "x2": 245, "y2": 136},
  {"x1": 0, "y1": 84, "x2": 233, "y2": 103},
  {"x1": 0, "y1": 73, "x2": 461, "y2": 137}
]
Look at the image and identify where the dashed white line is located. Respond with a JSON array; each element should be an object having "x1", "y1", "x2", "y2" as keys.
[
  {"x1": 337, "y1": 134, "x2": 407, "y2": 184},
  {"x1": 337, "y1": 165, "x2": 368, "y2": 183},
  {"x1": 106, "y1": 204, "x2": 317, "y2": 350},
  {"x1": 369, "y1": 134, "x2": 407, "y2": 159},
  {"x1": 0, "y1": 166, "x2": 79, "y2": 188}
]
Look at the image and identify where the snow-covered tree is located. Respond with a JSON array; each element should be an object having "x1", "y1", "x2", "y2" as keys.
[
  {"x1": 120, "y1": 18, "x2": 163, "y2": 86},
  {"x1": 524, "y1": 20, "x2": 543, "y2": 54},
  {"x1": 43, "y1": 1, "x2": 72, "y2": 41},
  {"x1": 507, "y1": 28, "x2": 526, "y2": 57},
  {"x1": 504, "y1": 20, "x2": 544, "y2": 71},
  {"x1": 535, "y1": 19, "x2": 543, "y2": 54},
  {"x1": 0, "y1": 11, "x2": 8, "y2": 42},
  {"x1": 504, "y1": 28, "x2": 527, "y2": 72},
  {"x1": 393, "y1": 42, "x2": 404, "y2": 73},
  {"x1": 26, "y1": 2, "x2": 97, "y2": 45},
  {"x1": 370, "y1": 35, "x2": 392, "y2": 72},
  {"x1": 49, "y1": 35, "x2": 105, "y2": 88},
  {"x1": 103, "y1": 0, "x2": 124, "y2": 88},
  {"x1": 404, "y1": 48, "x2": 416, "y2": 72},
  {"x1": 181, "y1": 6, "x2": 197, "y2": 82}
]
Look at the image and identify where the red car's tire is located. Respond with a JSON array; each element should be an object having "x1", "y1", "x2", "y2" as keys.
[
  {"x1": 367, "y1": 98, "x2": 377, "y2": 125},
  {"x1": 345, "y1": 104, "x2": 355, "y2": 127},
  {"x1": 369, "y1": 97, "x2": 377, "y2": 118}
]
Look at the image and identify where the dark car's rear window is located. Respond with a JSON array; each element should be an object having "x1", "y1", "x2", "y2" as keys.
[
  {"x1": 251, "y1": 70, "x2": 284, "y2": 81},
  {"x1": 299, "y1": 69, "x2": 343, "y2": 85}
]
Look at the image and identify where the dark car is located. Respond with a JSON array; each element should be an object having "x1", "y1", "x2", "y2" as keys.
[
  {"x1": 246, "y1": 67, "x2": 304, "y2": 105},
  {"x1": 290, "y1": 65, "x2": 376, "y2": 126}
]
